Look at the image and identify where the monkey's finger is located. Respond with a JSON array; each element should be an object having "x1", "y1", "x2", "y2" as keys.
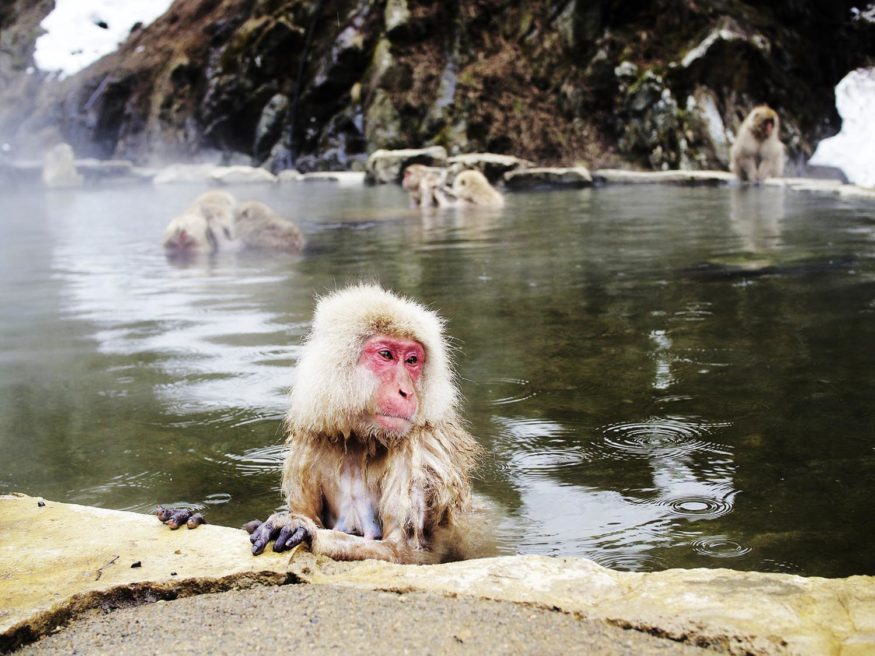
[
  {"x1": 186, "y1": 513, "x2": 206, "y2": 529},
  {"x1": 243, "y1": 519, "x2": 262, "y2": 534},
  {"x1": 272, "y1": 525, "x2": 295, "y2": 552},
  {"x1": 250, "y1": 521, "x2": 275, "y2": 555},
  {"x1": 155, "y1": 506, "x2": 174, "y2": 522},
  {"x1": 165, "y1": 509, "x2": 193, "y2": 529}
]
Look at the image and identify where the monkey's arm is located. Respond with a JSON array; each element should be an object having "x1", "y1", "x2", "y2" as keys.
[{"x1": 247, "y1": 513, "x2": 423, "y2": 563}]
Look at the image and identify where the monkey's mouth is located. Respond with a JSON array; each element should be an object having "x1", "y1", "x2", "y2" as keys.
[{"x1": 373, "y1": 413, "x2": 413, "y2": 433}]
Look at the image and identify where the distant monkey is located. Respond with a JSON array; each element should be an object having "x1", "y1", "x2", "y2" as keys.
[
  {"x1": 245, "y1": 284, "x2": 482, "y2": 564},
  {"x1": 730, "y1": 105, "x2": 785, "y2": 183},
  {"x1": 234, "y1": 200, "x2": 306, "y2": 254},
  {"x1": 162, "y1": 192, "x2": 304, "y2": 256},
  {"x1": 402, "y1": 164, "x2": 446, "y2": 208},
  {"x1": 162, "y1": 190, "x2": 237, "y2": 256},
  {"x1": 436, "y1": 169, "x2": 505, "y2": 208}
]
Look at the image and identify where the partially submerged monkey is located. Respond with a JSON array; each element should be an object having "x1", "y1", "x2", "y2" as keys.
[
  {"x1": 730, "y1": 105, "x2": 785, "y2": 183},
  {"x1": 162, "y1": 190, "x2": 236, "y2": 256},
  {"x1": 436, "y1": 169, "x2": 505, "y2": 209},
  {"x1": 162, "y1": 191, "x2": 305, "y2": 257},
  {"x1": 159, "y1": 284, "x2": 483, "y2": 564}
]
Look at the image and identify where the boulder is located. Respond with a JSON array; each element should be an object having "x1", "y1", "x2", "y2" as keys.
[
  {"x1": 300, "y1": 171, "x2": 366, "y2": 185},
  {"x1": 365, "y1": 146, "x2": 447, "y2": 184},
  {"x1": 41, "y1": 143, "x2": 83, "y2": 188},
  {"x1": 3, "y1": 493, "x2": 875, "y2": 655},
  {"x1": 446, "y1": 153, "x2": 533, "y2": 183},
  {"x1": 276, "y1": 169, "x2": 303, "y2": 183},
  {"x1": 210, "y1": 165, "x2": 277, "y2": 185},
  {"x1": 503, "y1": 166, "x2": 593, "y2": 190},
  {"x1": 593, "y1": 169, "x2": 736, "y2": 186},
  {"x1": 152, "y1": 164, "x2": 217, "y2": 186}
]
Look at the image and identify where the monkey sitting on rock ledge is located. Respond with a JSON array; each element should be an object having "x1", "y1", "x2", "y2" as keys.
[
  {"x1": 730, "y1": 105, "x2": 785, "y2": 183},
  {"x1": 158, "y1": 284, "x2": 486, "y2": 564}
]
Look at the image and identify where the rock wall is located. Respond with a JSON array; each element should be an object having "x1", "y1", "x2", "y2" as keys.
[{"x1": 1, "y1": 0, "x2": 873, "y2": 171}]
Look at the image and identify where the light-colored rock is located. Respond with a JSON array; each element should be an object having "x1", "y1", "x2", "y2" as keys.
[
  {"x1": 836, "y1": 184, "x2": 875, "y2": 200},
  {"x1": 446, "y1": 153, "x2": 533, "y2": 182},
  {"x1": 2, "y1": 494, "x2": 874, "y2": 655},
  {"x1": 300, "y1": 171, "x2": 366, "y2": 185},
  {"x1": 276, "y1": 169, "x2": 303, "y2": 183},
  {"x1": 503, "y1": 166, "x2": 593, "y2": 190},
  {"x1": 210, "y1": 165, "x2": 277, "y2": 185},
  {"x1": 365, "y1": 146, "x2": 448, "y2": 184},
  {"x1": 594, "y1": 169, "x2": 736, "y2": 186},
  {"x1": 152, "y1": 163, "x2": 217, "y2": 185},
  {"x1": 0, "y1": 494, "x2": 289, "y2": 651},
  {"x1": 41, "y1": 143, "x2": 83, "y2": 188}
]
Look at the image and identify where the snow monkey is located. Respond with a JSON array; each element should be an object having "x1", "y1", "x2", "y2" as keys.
[
  {"x1": 436, "y1": 169, "x2": 505, "y2": 208},
  {"x1": 402, "y1": 163, "x2": 446, "y2": 208},
  {"x1": 234, "y1": 200, "x2": 306, "y2": 253},
  {"x1": 162, "y1": 190, "x2": 237, "y2": 256},
  {"x1": 162, "y1": 192, "x2": 305, "y2": 256},
  {"x1": 245, "y1": 284, "x2": 482, "y2": 563},
  {"x1": 730, "y1": 105, "x2": 785, "y2": 183}
]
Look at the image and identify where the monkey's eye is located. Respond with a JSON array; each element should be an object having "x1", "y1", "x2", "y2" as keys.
[
  {"x1": 405, "y1": 355, "x2": 418, "y2": 365},
  {"x1": 378, "y1": 350, "x2": 393, "y2": 360}
]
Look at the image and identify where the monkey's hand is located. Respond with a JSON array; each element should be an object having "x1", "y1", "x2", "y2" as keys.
[
  {"x1": 245, "y1": 512, "x2": 315, "y2": 556},
  {"x1": 155, "y1": 506, "x2": 206, "y2": 529}
]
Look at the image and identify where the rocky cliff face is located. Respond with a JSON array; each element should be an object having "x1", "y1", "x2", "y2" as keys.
[{"x1": 2, "y1": 0, "x2": 873, "y2": 172}]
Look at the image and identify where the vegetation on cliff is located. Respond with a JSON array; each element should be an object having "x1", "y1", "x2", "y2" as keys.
[{"x1": 1, "y1": 0, "x2": 873, "y2": 172}]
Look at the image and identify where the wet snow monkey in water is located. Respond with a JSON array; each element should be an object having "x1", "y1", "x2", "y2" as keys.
[
  {"x1": 246, "y1": 284, "x2": 482, "y2": 563},
  {"x1": 730, "y1": 105, "x2": 785, "y2": 183}
]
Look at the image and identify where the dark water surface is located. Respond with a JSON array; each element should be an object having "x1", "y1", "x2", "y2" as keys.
[{"x1": 1, "y1": 181, "x2": 873, "y2": 577}]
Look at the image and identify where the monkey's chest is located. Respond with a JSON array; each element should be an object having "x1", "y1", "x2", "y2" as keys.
[{"x1": 323, "y1": 462, "x2": 382, "y2": 540}]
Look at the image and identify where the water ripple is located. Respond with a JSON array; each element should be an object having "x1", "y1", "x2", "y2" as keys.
[
  {"x1": 485, "y1": 377, "x2": 539, "y2": 406},
  {"x1": 599, "y1": 416, "x2": 729, "y2": 458},
  {"x1": 691, "y1": 536, "x2": 752, "y2": 559}
]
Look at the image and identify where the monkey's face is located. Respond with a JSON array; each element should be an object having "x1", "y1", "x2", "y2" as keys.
[
  {"x1": 752, "y1": 108, "x2": 778, "y2": 140},
  {"x1": 356, "y1": 334, "x2": 424, "y2": 437},
  {"x1": 162, "y1": 213, "x2": 217, "y2": 257},
  {"x1": 402, "y1": 165, "x2": 423, "y2": 191}
]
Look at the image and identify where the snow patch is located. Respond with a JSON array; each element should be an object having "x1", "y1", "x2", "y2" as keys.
[
  {"x1": 34, "y1": 0, "x2": 173, "y2": 77},
  {"x1": 810, "y1": 68, "x2": 875, "y2": 188}
]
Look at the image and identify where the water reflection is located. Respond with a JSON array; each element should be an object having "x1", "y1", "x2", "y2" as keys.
[
  {"x1": 1, "y1": 183, "x2": 873, "y2": 576},
  {"x1": 729, "y1": 187, "x2": 786, "y2": 253},
  {"x1": 493, "y1": 413, "x2": 738, "y2": 569}
]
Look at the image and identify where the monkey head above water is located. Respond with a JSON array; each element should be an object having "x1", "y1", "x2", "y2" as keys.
[
  {"x1": 162, "y1": 190, "x2": 237, "y2": 257},
  {"x1": 436, "y1": 169, "x2": 505, "y2": 209},
  {"x1": 402, "y1": 163, "x2": 446, "y2": 208},
  {"x1": 155, "y1": 288, "x2": 495, "y2": 561},
  {"x1": 243, "y1": 284, "x2": 482, "y2": 563},
  {"x1": 730, "y1": 105, "x2": 785, "y2": 183},
  {"x1": 162, "y1": 192, "x2": 305, "y2": 257},
  {"x1": 234, "y1": 200, "x2": 306, "y2": 253}
]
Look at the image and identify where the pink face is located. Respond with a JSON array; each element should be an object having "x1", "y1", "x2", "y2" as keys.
[{"x1": 359, "y1": 334, "x2": 425, "y2": 435}]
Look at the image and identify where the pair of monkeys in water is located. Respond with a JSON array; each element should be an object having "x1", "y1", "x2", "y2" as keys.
[
  {"x1": 402, "y1": 166, "x2": 505, "y2": 209},
  {"x1": 162, "y1": 190, "x2": 306, "y2": 257},
  {"x1": 160, "y1": 283, "x2": 485, "y2": 564}
]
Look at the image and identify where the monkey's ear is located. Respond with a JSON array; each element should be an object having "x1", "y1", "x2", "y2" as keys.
[{"x1": 205, "y1": 227, "x2": 218, "y2": 251}]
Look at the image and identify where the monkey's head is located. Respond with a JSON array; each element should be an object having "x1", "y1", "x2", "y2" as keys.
[
  {"x1": 162, "y1": 212, "x2": 217, "y2": 257},
  {"x1": 750, "y1": 105, "x2": 779, "y2": 141},
  {"x1": 402, "y1": 164, "x2": 426, "y2": 192},
  {"x1": 287, "y1": 284, "x2": 460, "y2": 443}
]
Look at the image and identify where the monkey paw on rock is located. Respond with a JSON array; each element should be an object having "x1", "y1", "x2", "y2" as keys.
[
  {"x1": 155, "y1": 506, "x2": 207, "y2": 529},
  {"x1": 245, "y1": 513, "x2": 315, "y2": 555}
]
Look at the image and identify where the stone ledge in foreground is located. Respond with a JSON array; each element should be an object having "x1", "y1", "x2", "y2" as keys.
[{"x1": 1, "y1": 494, "x2": 873, "y2": 655}]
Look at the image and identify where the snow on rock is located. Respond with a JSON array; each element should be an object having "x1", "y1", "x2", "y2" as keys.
[
  {"x1": 34, "y1": 0, "x2": 174, "y2": 77},
  {"x1": 810, "y1": 67, "x2": 875, "y2": 188}
]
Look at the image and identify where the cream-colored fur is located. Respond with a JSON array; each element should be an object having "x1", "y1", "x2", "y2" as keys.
[
  {"x1": 270, "y1": 284, "x2": 480, "y2": 563},
  {"x1": 730, "y1": 105, "x2": 786, "y2": 183}
]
